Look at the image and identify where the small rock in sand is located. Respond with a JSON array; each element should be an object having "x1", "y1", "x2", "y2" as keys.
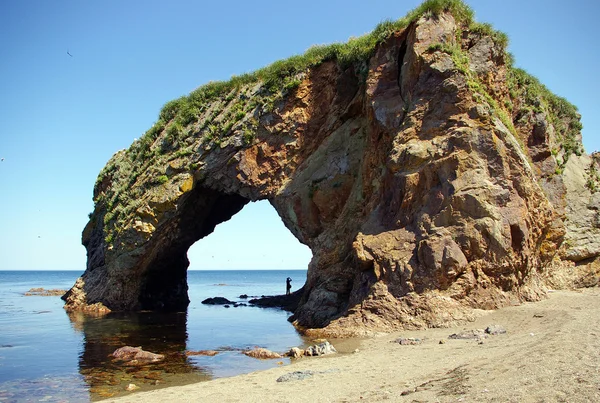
[
  {"x1": 448, "y1": 329, "x2": 487, "y2": 340},
  {"x1": 485, "y1": 325, "x2": 507, "y2": 335},
  {"x1": 276, "y1": 371, "x2": 314, "y2": 382},
  {"x1": 393, "y1": 337, "x2": 422, "y2": 346}
]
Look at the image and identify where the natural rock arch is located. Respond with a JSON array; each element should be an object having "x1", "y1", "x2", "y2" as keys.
[{"x1": 64, "y1": 8, "x2": 599, "y2": 337}]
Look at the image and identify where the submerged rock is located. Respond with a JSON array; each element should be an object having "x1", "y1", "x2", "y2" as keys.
[
  {"x1": 112, "y1": 346, "x2": 164, "y2": 364},
  {"x1": 185, "y1": 350, "x2": 219, "y2": 357},
  {"x1": 243, "y1": 348, "x2": 282, "y2": 359},
  {"x1": 24, "y1": 288, "x2": 67, "y2": 296}
]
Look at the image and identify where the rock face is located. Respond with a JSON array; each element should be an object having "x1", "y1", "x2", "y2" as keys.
[{"x1": 64, "y1": 1, "x2": 598, "y2": 336}]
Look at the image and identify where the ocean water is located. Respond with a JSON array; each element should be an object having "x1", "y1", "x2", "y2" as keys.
[{"x1": 0, "y1": 270, "x2": 308, "y2": 402}]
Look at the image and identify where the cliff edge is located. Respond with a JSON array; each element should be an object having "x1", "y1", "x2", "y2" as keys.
[{"x1": 64, "y1": 0, "x2": 600, "y2": 336}]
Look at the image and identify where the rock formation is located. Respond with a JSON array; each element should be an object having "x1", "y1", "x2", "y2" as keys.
[{"x1": 64, "y1": 0, "x2": 599, "y2": 336}]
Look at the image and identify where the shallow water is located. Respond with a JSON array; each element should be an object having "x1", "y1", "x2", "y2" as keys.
[{"x1": 0, "y1": 270, "x2": 307, "y2": 401}]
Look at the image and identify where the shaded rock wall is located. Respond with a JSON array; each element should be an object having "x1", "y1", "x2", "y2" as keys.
[{"x1": 65, "y1": 7, "x2": 598, "y2": 336}]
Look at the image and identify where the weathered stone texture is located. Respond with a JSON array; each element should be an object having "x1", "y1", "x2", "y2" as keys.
[{"x1": 64, "y1": 11, "x2": 598, "y2": 337}]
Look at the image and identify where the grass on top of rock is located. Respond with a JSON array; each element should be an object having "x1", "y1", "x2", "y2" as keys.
[{"x1": 132, "y1": 0, "x2": 475, "y2": 161}]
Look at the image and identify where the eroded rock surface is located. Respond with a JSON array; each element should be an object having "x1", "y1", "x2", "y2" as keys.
[{"x1": 65, "y1": 3, "x2": 598, "y2": 336}]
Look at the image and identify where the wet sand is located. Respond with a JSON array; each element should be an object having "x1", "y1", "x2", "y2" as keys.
[{"x1": 103, "y1": 288, "x2": 600, "y2": 402}]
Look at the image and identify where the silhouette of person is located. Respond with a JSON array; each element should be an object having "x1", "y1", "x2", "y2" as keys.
[{"x1": 286, "y1": 277, "x2": 292, "y2": 295}]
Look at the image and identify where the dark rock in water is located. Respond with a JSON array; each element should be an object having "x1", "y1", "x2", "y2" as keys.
[
  {"x1": 485, "y1": 325, "x2": 507, "y2": 335},
  {"x1": 249, "y1": 287, "x2": 303, "y2": 312},
  {"x1": 201, "y1": 297, "x2": 233, "y2": 305},
  {"x1": 304, "y1": 341, "x2": 337, "y2": 356},
  {"x1": 224, "y1": 305, "x2": 230, "y2": 308},
  {"x1": 239, "y1": 294, "x2": 248, "y2": 299}
]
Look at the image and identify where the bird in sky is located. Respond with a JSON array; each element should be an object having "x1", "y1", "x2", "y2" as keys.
[
  {"x1": 1, "y1": 158, "x2": 4, "y2": 162},
  {"x1": 67, "y1": 50, "x2": 73, "y2": 57}
]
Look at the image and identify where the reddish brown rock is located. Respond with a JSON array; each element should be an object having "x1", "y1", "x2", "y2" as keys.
[
  {"x1": 64, "y1": 4, "x2": 597, "y2": 337},
  {"x1": 112, "y1": 346, "x2": 164, "y2": 364},
  {"x1": 243, "y1": 348, "x2": 282, "y2": 360}
]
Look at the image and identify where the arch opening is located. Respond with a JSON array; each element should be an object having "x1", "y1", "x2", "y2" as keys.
[
  {"x1": 187, "y1": 200, "x2": 312, "y2": 272},
  {"x1": 137, "y1": 192, "x2": 312, "y2": 311}
]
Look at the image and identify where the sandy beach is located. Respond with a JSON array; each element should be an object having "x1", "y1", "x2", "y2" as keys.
[{"x1": 104, "y1": 288, "x2": 600, "y2": 403}]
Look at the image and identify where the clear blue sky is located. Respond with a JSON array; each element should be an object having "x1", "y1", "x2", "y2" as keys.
[{"x1": 1, "y1": 0, "x2": 598, "y2": 271}]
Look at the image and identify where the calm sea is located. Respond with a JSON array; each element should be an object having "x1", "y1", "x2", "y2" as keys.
[{"x1": 0, "y1": 270, "x2": 308, "y2": 402}]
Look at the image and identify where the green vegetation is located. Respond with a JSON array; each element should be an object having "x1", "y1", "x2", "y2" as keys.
[
  {"x1": 587, "y1": 162, "x2": 600, "y2": 193},
  {"x1": 424, "y1": 8, "x2": 581, "y2": 168},
  {"x1": 507, "y1": 68, "x2": 583, "y2": 166},
  {"x1": 131, "y1": 0, "x2": 475, "y2": 160}
]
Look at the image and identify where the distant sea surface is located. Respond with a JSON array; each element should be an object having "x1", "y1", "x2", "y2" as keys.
[{"x1": 0, "y1": 270, "x2": 308, "y2": 402}]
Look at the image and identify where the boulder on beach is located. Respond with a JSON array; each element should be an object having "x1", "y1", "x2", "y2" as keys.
[
  {"x1": 201, "y1": 297, "x2": 233, "y2": 305},
  {"x1": 305, "y1": 341, "x2": 337, "y2": 357},
  {"x1": 288, "y1": 347, "x2": 305, "y2": 358}
]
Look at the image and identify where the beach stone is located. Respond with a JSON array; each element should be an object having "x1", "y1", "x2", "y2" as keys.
[
  {"x1": 243, "y1": 348, "x2": 282, "y2": 359},
  {"x1": 393, "y1": 337, "x2": 422, "y2": 345},
  {"x1": 125, "y1": 383, "x2": 139, "y2": 391},
  {"x1": 201, "y1": 297, "x2": 233, "y2": 305},
  {"x1": 304, "y1": 341, "x2": 337, "y2": 356},
  {"x1": 239, "y1": 294, "x2": 248, "y2": 299},
  {"x1": 448, "y1": 329, "x2": 487, "y2": 340},
  {"x1": 485, "y1": 325, "x2": 507, "y2": 335},
  {"x1": 288, "y1": 347, "x2": 304, "y2": 358},
  {"x1": 276, "y1": 371, "x2": 314, "y2": 382}
]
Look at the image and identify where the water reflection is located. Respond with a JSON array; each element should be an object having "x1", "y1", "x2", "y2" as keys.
[{"x1": 68, "y1": 310, "x2": 212, "y2": 400}]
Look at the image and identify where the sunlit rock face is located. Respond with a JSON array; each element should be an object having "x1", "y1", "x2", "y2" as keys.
[{"x1": 64, "y1": 9, "x2": 598, "y2": 336}]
